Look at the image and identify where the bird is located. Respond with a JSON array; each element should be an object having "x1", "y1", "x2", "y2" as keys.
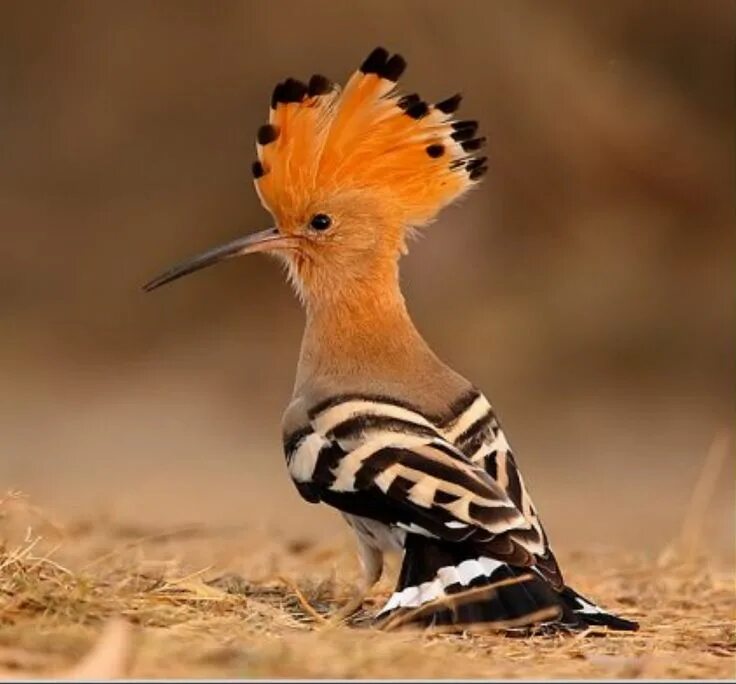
[{"x1": 143, "y1": 47, "x2": 639, "y2": 634}]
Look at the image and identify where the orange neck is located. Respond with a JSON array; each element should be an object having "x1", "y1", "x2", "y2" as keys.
[{"x1": 294, "y1": 259, "x2": 438, "y2": 392}]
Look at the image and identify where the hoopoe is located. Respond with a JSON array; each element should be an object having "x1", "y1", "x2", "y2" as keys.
[{"x1": 144, "y1": 47, "x2": 638, "y2": 633}]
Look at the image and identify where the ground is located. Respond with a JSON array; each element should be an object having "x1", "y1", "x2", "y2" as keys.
[{"x1": 0, "y1": 493, "x2": 733, "y2": 680}]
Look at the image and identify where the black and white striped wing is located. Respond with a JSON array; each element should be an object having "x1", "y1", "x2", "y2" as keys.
[
  {"x1": 283, "y1": 396, "x2": 539, "y2": 564},
  {"x1": 441, "y1": 390, "x2": 564, "y2": 588}
]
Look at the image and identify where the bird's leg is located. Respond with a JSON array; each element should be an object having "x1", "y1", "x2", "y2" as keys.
[{"x1": 326, "y1": 537, "x2": 383, "y2": 627}]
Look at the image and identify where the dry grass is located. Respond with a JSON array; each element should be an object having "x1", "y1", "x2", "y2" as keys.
[{"x1": 0, "y1": 489, "x2": 733, "y2": 680}]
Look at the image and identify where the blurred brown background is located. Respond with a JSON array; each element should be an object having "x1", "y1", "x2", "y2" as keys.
[{"x1": 0, "y1": 1, "x2": 733, "y2": 556}]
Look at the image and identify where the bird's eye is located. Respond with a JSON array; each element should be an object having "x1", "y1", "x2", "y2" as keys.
[{"x1": 309, "y1": 213, "x2": 332, "y2": 231}]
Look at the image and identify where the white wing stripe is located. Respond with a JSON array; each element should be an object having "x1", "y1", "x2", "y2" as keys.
[
  {"x1": 373, "y1": 462, "x2": 401, "y2": 492},
  {"x1": 487, "y1": 431, "x2": 511, "y2": 454},
  {"x1": 444, "y1": 394, "x2": 492, "y2": 441},
  {"x1": 456, "y1": 559, "x2": 485, "y2": 585},
  {"x1": 396, "y1": 522, "x2": 436, "y2": 538},
  {"x1": 574, "y1": 596, "x2": 604, "y2": 615},
  {"x1": 312, "y1": 400, "x2": 435, "y2": 435},
  {"x1": 495, "y1": 450, "x2": 509, "y2": 489},
  {"x1": 378, "y1": 555, "x2": 510, "y2": 615},
  {"x1": 331, "y1": 432, "x2": 428, "y2": 492},
  {"x1": 407, "y1": 476, "x2": 438, "y2": 508},
  {"x1": 288, "y1": 432, "x2": 328, "y2": 483},
  {"x1": 479, "y1": 556, "x2": 504, "y2": 575}
]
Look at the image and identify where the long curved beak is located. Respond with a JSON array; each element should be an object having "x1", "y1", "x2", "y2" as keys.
[{"x1": 142, "y1": 227, "x2": 296, "y2": 292}]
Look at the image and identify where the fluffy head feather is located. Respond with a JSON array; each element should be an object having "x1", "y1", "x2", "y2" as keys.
[{"x1": 253, "y1": 47, "x2": 487, "y2": 232}]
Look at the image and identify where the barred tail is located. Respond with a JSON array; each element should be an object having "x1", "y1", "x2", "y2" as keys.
[
  {"x1": 377, "y1": 535, "x2": 574, "y2": 630},
  {"x1": 559, "y1": 586, "x2": 639, "y2": 631},
  {"x1": 377, "y1": 536, "x2": 638, "y2": 633}
]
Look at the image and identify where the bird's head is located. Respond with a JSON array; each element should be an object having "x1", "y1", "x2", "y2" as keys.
[{"x1": 143, "y1": 47, "x2": 486, "y2": 304}]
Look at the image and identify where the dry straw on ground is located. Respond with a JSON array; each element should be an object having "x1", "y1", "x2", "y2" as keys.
[{"x1": 0, "y1": 435, "x2": 732, "y2": 679}]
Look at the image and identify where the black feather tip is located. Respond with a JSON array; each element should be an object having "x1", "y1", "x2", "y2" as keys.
[
  {"x1": 469, "y1": 164, "x2": 488, "y2": 180},
  {"x1": 451, "y1": 120, "x2": 479, "y2": 142},
  {"x1": 271, "y1": 78, "x2": 308, "y2": 108},
  {"x1": 466, "y1": 156, "x2": 488, "y2": 180},
  {"x1": 466, "y1": 156, "x2": 487, "y2": 172},
  {"x1": 361, "y1": 48, "x2": 406, "y2": 81},
  {"x1": 360, "y1": 47, "x2": 389, "y2": 75},
  {"x1": 397, "y1": 93, "x2": 421, "y2": 111},
  {"x1": 307, "y1": 74, "x2": 333, "y2": 97},
  {"x1": 379, "y1": 53, "x2": 406, "y2": 81},
  {"x1": 405, "y1": 101, "x2": 430, "y2": 119},
  {"x1": 461, "y1": 137, "x2": 486, "y2": 152},
  {"x1": 257, "y1": 124, "x2": 279, "y2": 145},
  {"x1": 252, "y1": 160, "x2": 266, "y2": 179},
  {"x1": 435, "y1": 93, "x2": 462, "y2": 114}
]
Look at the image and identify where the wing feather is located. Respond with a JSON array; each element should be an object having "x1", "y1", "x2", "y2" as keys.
[
  {"x1": 283, "y1": 391, "x2": 564, "y2": 584},
  {"x1": 285, "y1": 401, "x2": 533, "y2": 550}
]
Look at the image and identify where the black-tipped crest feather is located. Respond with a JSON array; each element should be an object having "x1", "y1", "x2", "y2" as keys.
[
  {"x1": 251, "y1": 160, "x2": 266, "y2": 179},
  {"x1": 360, "y1": 47, "x2": 389, "y2": 74},
  {"x1": 307, "y1": 74, "x2": 333, "y2": 97},
  {"x1": 397, "y1": 93, "x2": 421, "y2": 111},
  {"x1": 272, "y1": 78, "x2": 308, "y2": 108},
  {"x1": 461, "y1": 137, "x2": 486, "y2": 152},
  {"x1": 435, "y1": 93, "x2": 462, "y2": 114},
  {"x1": 379, "y1": 53, "x2": 407, "y2": 81},
  {"x1": 451, "y1": 121, "x2": 479, "y2": 141},
  {"x1": 405, "y1": 101, "x2": 430, "y2": 119},
  {"x1": 257, "y1": 124, "x2": 279, "y2": 145}
]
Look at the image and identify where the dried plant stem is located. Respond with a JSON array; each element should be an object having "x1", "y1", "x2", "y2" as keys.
[
  {"x1": 380, "y1": 573, "x2": 537, "y2": 632},
  {"x1": 278, "y1": 576, "x2": 328, "y2": 624}
]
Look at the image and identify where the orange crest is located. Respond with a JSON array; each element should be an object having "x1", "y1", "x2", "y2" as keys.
[{"x1": 252, "y1": 47, "x2": 486, "y2": 228}]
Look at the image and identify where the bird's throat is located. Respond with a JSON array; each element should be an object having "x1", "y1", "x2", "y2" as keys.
[{"x1": 295, "y1": 273, "x2": 435, "y2": 391}]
